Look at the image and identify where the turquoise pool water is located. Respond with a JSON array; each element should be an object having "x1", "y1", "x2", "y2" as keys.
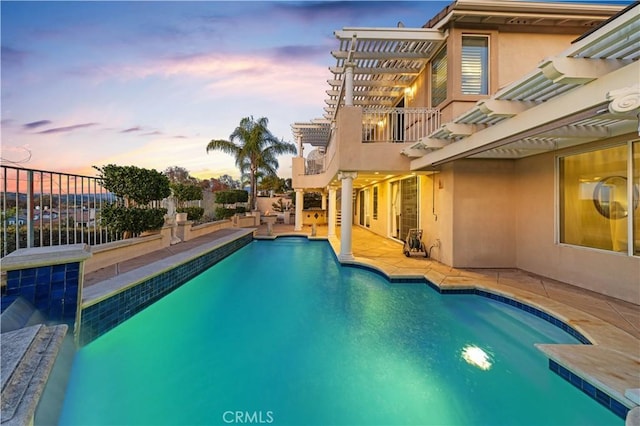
[{"x1": 60, "y1": 239, "x2": 620, "y2": 425}]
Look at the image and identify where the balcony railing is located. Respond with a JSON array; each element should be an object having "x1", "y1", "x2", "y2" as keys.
[
  {"x1": 1, "y1": 165, "x2": 119, "y2": 257},
  {"x1": 362, "y1": 107, "x2": 441, "y2": 143}
]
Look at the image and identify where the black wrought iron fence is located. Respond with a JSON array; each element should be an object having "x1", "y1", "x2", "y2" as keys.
[{"x1": 1, "y1": 165, "x2": 119, "y2": 257}]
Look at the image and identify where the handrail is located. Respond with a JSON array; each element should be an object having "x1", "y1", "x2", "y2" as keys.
[
  {"x1": 302, "y1": 107, "x2": 441, "y2": 176},
  {"x1": 1, "y1": 165, "x2": 119, "y2": 257},
  {"x1": 362, "y1": 107, "x2": 441, "y2": 143}
]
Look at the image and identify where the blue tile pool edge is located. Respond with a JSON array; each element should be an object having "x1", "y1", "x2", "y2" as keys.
[
  {"x1": 77, "y1": 233, "x2": 253, "y2": 347},
  {"x1": 337, "y1": 258, "x2": 633, "y2": 421},
  {"x1": 549, "y1": 359, "x2": 630, "y2": 419},
  {"x1": 337, "y1": 255, "x2": 592, "y2": 343}
]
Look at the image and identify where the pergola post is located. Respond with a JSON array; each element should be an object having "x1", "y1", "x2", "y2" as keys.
[
  {"x1": 294, "y1": 189, "x2": 304, "y2": 231},
  {"x1": 338, "y1": 171, "x2": 356, "y2": 261}
]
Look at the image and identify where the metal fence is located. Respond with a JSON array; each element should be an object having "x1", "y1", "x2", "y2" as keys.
[
  {"x1": 1, "y1": 165, "x2": 119, "y2": 257},
  {"x1": 362, "y1": 107, "x2": 441, "y2": 143}
]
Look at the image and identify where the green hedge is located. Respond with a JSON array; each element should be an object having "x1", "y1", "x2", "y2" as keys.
[
  {"x1": 101, "y1": 205, "x2": 167, "y2": 236},
  {"x1": 215, "y1": 190, "x2": 248, "y2": 204},
  {"x1": 95, "y1": 164, "x2": 171, "y2": 204},
  {"x1": 177, "y1": 207, "x2": 204, "y2": 221},
  {"x1": 170, "y1": 182, "x2": 203, "y2": 204},
  {"x1": 215, "y1": 206, "x2": 247, "y2": 220}
]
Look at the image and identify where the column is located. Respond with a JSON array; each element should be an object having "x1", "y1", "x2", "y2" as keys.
[
  {"x1": 328, "y1": 186, "x2": 337, "y2": 238},
  {"x1": 338, "y1": 171, "x2": 357, "y2": 261},
  {"x1": 345, "y1": 63, "x2": 354, "y2": 107},
  {"x1": 296, "y1": 135, "x2": 303, "y2": 158},
  {"x1": 321, "y1": 191, "x2": 327, "y2": 211},
  {"x1": 294, "y1": 189, "x2": 304, "y2": 231}
]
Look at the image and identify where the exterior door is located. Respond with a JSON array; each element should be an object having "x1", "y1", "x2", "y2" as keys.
[
  {"x1": 359, "y1": 189, "x2": 370, "y2": 227},
  {"x1": 400, "y1": 177, "x2": 418, "y2": 240},
  {"x1": 390, "y1": 177, "x2": 418, "y2": 240}
]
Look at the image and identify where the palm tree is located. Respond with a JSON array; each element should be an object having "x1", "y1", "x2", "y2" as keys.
[{"x1": 206, "y1": 116, "x2": 297, "y2": 211}]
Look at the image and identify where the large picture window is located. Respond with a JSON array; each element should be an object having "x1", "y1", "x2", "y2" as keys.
[
  {"x1": 559, "y1": 143, "x2": 639, "y2": 254},
  {"x1": 461, "y1": 35, "x2": 489, "y2": 95},
  {"x1": 634, "y1": 141, "x2": 640, "y2": 255}
]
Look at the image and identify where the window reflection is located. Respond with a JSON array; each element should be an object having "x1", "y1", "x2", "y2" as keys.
[
  {"x1": 593, "y1": 176, "x2": 637, "y2": 220},
  {"x1": 559, "y1": 144, "x2": 633, "y2": 252}
]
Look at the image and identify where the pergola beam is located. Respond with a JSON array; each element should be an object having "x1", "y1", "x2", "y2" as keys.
[{"x1": 335, "y1": 27, "x2": 445, "y2": 42}]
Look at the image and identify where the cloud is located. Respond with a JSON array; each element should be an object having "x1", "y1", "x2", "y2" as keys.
[
  {"x1": 23, "y1": 120, "x2": 52, "y2": 130},
  {"x1": 271, "y1": 1, "x2": 411, "y2": 22},
  {"x1": 121, "y1": 126, "x2": 142, "y2": 133},
  {"x1": 1, "y1": 45, "x2": 30, "y2": 67},
  {"x1": 36, "y1": 122, "x2": 98, "y2": 134},
  {"x1": 270, "y1": 45, "x2": 328, "y2": 61}
]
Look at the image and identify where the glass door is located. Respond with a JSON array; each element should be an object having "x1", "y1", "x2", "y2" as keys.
[{"x1": 390, "y1": 177, "x2": 418, "y2": 240}]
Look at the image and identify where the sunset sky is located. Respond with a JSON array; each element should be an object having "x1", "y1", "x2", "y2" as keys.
[{"x1": 1, "y1": 1, "x2": 449, "y2": 180}]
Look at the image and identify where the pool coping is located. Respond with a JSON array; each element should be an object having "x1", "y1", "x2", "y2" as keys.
[
  {"x1": 1, "y1": 324, "x2": 68, "y2": 426},
  {"x1": 78, "y1": 232, "x2": 639, "y2": 420}
]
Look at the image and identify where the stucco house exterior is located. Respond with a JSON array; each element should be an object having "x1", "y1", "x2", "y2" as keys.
[{"x1": 290, "y1": 0, "x2": 639, "y2": 304}]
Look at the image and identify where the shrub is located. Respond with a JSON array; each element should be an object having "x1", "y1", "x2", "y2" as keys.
[
  {"x1": 214, "y1": 207, "x2": 236, "y2": 220},
  {"x1": 214, "y1": 190, "x2": 248, "y2": 204},
  {"x1": 94, "y1": 164, "x2": 170, "y2": 205},
  {"x1": 170, "y1": 182, "x2": 203, "y2": 207},
  {"x1": 94, "y1": 164, "x2": 171, "y2": 236},
  {"x1": 177, "y1": 207, "x2": 204, "y2": 221},
  {"x1": 101, "y1": 204, "x2": 167, "y2": 236}
]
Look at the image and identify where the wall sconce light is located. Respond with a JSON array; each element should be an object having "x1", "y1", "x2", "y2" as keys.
[{"x1": 405, "y1": 85, "x2": 416, "y2": 100}]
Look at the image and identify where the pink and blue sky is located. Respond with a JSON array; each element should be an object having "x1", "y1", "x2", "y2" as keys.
[{"x1": 1, "y1": 1, "x2": 450, "y2": 180}]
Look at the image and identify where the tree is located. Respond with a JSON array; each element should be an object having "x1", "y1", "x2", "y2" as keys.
[
  {"x1": 206, "y1": 116, "x2": 297, "y2": 210},
  {"x1": 259, "y1": 175, "x2": 287, "y2": 193},
  {"x1": 95, "y1": 164, "x2": 170, "y2": 207},
  {"x1": 164, "y1": 166, "x2": 194, "y2": 184},
  {"x1": 94, "y1": 164, "x2": 170, "y2": 237},
  {"x1": 218, "y1": 174, "x2": 241, "y2": 189}
]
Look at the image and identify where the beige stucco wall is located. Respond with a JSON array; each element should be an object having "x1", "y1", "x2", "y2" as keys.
[
  {"x1": 85, "y1": 230, "x2": 171, "y2": 274},
  {"x1": 515, "y1": 147, "x2": 640, "y2": 304},
  {"x1": 418, "y1": 174, "x2": 448, "y2": 263},
  {"x1": 336, "y1": 107, "x2": 412, "y2": 172},
  {"x1": 497, "y1": 32, "x2": 579, "y2": 89},
  {"x1": 447, "y1": 160, "x2": 517, "y2": 267}
]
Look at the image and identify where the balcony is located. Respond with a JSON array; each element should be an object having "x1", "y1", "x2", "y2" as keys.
[
  {"x1": 362, "y1": 107, "x2": 441, "y2": 143},
  {"x1": 296, "y1": 106, "x2": 441, "y2": 183}
]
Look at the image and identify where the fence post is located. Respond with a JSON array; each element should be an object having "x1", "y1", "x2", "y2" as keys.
[{"x1": 27, "y1": 170, "x2": 34, "y2": 248}]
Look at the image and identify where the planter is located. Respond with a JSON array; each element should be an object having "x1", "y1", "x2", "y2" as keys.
[
  {"x1": 263, "y1": 215, "x2": 277, "y2": 225},
  {"x1": 176, "y1": 212, "x2": 188, "y2": 222}
]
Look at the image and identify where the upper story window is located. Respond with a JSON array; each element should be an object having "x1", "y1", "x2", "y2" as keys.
[
  {"x1": 431, "y1": 46, "x2": 447, "y2": 107},
  {"x1": 461, "y1": 35, "x2": 489, "y2": 95}
]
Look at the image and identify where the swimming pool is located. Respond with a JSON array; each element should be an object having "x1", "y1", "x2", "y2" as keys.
[{"x1": 59, "y1": 238, "x2": 621, "y2": 425}]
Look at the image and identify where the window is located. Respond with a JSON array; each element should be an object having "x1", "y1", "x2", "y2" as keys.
[
  {"x1": 634, "y1": 141, "x2": 640, "y2": 255},
  {"x1": 373, "y1": 187, "x2": 378, "y2": 220},
  {"x1": 559, "y1": 143, "x2": 639, "y2": 254},
  {"x1": 431, "y1": 47, "x2": 447, "y2": 106},
  {"x1": 461, "y1": 36, "x2": 489, "y2": 95}
]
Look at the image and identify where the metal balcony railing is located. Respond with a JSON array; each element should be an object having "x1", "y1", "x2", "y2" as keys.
[
  {"x1": 1, "y1": 165, "x2": 119, "y2": 257},
  {"x1": 362, "y1": 107, "x2": 441, "y2": 143}
]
